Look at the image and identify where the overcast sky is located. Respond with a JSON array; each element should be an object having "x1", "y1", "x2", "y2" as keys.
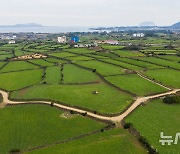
[{"x1": 0, "y1": 0, "x2": 179, "y2": 26}]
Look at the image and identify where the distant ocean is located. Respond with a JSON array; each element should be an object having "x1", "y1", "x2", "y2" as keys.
[{"x1": 0, "y1": 26, "x2": 94, "y2": 33}]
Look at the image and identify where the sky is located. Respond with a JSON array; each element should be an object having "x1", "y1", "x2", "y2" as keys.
[{"x1": 0, "y1": 0, "x2": 179, "y2": 26}]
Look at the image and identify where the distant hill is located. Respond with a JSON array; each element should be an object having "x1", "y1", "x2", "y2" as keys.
[
  {"x1": 170, "y1": 22, "x2": 180, "y2": 29},
  {"x1": 0, "y1": 23, "x2": 43, "y2": 28},
  {"x1": 139, "y1": 22, "x2": 156, "y2": 27}
]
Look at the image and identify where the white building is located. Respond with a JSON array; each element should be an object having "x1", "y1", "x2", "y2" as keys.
[
  {"x1": 58, "y1": 36, "x2": 67, "y2": 43},
  {"x1": 133, "y1": 33, "x2": 145, "y2": 37},
  {"x1": 105, "y1": 40, "x2": 119, "y2": 45},
  {"x1": 8, "y1": 40, "x2": 16, "y2": 44}
]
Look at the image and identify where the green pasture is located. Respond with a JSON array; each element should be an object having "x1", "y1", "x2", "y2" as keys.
[
  {"x1": 0, "y1": 105, "x2": 105, "y2": 153},
  {"x1": 145, "y1": 69, "x2": 180, "y2": 88},
  {"x1": 106, "y1": 74, "x2": 167, "y2": 96},
  {"x1": 126, "y1": 99, "x2": 180, "y2": 154},
  {"x1": 10, "y1": 83, "x2": 133, "y2": 114},
  {"x1": 0, "y1": 69, "x2": 43, "y2": 91}
]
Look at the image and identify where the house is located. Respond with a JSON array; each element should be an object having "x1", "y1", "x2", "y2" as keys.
[
  {"x1": 58, "y1": 36, "x2": 67, "y2": 43},
  {"x1": 8, "y1": 40, "x2": 16, "y2": 44},
  {"x1": 105, "y1": 40, "x2": 119, "y2": 45},
  {"x1": 133, "y1": 33, "x2": 145, "y2": 37}
]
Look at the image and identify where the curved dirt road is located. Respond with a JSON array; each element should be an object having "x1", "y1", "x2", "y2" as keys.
[{"x1": 0, "y1": 89, "x2": 179, "y2": 123}]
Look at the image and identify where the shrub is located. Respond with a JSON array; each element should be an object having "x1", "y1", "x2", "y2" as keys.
[
  {"x1": 82, "y1": 112, "x2": 87, "y2": 116},
  {"x1": 10, "y1": 148, "x2": 21, "y2": 153},
  {"x1": 92, "y1": 69, "x2": 96, "y2": 73},
  {"x1": 163, "y1": 95, "x2": 180, "y2": 104},
  {"x1": 123, "y1": 123, "x2": 133, "y2": 129}
]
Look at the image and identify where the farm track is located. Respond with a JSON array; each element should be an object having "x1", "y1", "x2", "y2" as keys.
[
  {"x1": 136, "y1": 72, "x2": 172, "y2": 90},
  {"x1": 0, "y1": 89, "x2": 179, "y2": 123}
]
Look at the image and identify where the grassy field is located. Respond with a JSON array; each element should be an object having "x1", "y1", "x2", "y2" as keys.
[
  {"x1": 49, "y1": 52, "x2": 76, "y2": 58},
  {"x1": 76, "y1": 60, "x2": 125, "y2": 76},
  {"x1": 65, "y1": 48, "x2": 95, "y2": 54},
  {"x1": 125, "y1": 99, "x2": 180, "y2": 154},
  {"x1": 118, "y1": 58, "x2": 164, "y2": 69},
  {"x1": 28, "y1": 59, "x2": 54, "y2": 67},
  {"x1": 0, "y1": 69, "x2": 43, "y2": 91},
  {"x1": 139, "y1": 57, "x2": 180, "y2": 70},
  {"x1": 10, "y1": 83, "x2": 133, "y2": 114},
  {"x1": 0, "y1": 105, "x2": 105, "y2": 153},
  {"x1": 43, "y1": 66, "x2": 61, "y2": 84},
  {"x1": 0, "y1": 54, "x2": 14, "y2": 60},
  {"x1": 158, "y1": 55, "x2": 180, "y2": 62},
  {"x1": 27, "y1": 128, "x2": 146, "y2": 154},
  {"x1": 101, "y1": 45, "x2": 125, "y2": 50},
  {"x1": 106, "y1": 74, "x2": 167, "y2": 96},
  {"x1": 0, "y1": 61, "x2": 39, "y2": 73},
  {"x1": 114, "y1": 50, "x2": 145, "y2": 57},
  {"x1": 102, "y1": 58, "x2": 143, "y2": 71},
  {"x1": 63, "y1": 64, "x2": 100, "y2": 83},
  {"x1": 66, "y1": 56, "x2": 94, "y2": 61},
  {"x1": 145, "y1": 69, "x2": 180, "y2": 88}
]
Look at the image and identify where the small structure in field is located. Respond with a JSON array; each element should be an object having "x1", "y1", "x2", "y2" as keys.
[
  {"x1": 92, "y1": 91, "x2": 99, "y2": 94},
  {"x1": 8, "y1": 40, "x2": 16, "y2": 44}
]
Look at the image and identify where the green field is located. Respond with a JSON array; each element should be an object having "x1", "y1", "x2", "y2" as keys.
[
  {"x1": 145, "y1": 69, "x2": 180, "y2": 88},
  {"x1": 125, "y1": 99, "x2": 180, "y2": 154},
  {"x1": 43, "y1": 66, "x2": 61, "y2": 84},
  {"x1": 65, "y1": 48, "x2": 95, "y2": 54},
  {"x1": 118, "y1": 58, "x2": 164, "y2": 69},
  {"x1": 114, "y1": 50, "x2": 145, "y2": 57},
  {"x1": 106, "y1": 74, "x2": 167, "y2": 96},
  {"x1": 0, "y1": 69, "x2": 43, "y2": 91},
  {"x1": 28, "y1": 128, "x2": 146, "y2": 154},
  {"x1": 76, "y1": 60, "x2": 125, "y2": 76},
  {"x1": 139, "y1": 57, "x2": 180, "y2": 70},
  {"x1": 0, "y1": 105, "x2": 105, "y2": 153},
  {"x1": 63, "y1": 64, "x2": 100, "y2": 83},
  {"x1": 28, "y1": 59, "x2": 54, "y2": 67},
  {"x1": 10, "y1": 83, "x2": 133, "y2": 114},
  {"x1": 0, "y1": 61, "x2": 39, "y2": 73}
]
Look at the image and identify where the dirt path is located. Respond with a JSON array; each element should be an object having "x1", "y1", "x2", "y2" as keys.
[
  {"x1": 137, "y1": 72, "x2": 172, "y2": 90},
  {"x1": 0, "y1": 89, "x2": 179, "y2": 123}
]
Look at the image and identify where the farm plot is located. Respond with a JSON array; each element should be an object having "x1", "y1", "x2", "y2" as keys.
[
  {"x1": 28, "y1": 59, "x2": 54, "y2": 67},
  {"x1": 0, "y1": 62, "x2": 6, "y2": 68},
  {"x1": 66, "y1": 56, "x2": 94, "y2": 61},
  {"x1": 65, "y1": 48, "x2": 95, "y2": 54},
  {"x1": 144, "y1": 69, "x2": 180, "y2": 88},
  {"x1": 63, "y1": 64, "x2": 100, "y2": 84},
  {"x1": 141, "y1": 50, "x2": 177, "y2": 54},
  {"x1": 0, "y1": 54, "x2": 14, "y2": 60},
  {"x1": 76, "y1": 60, "x2": 125, "y2": 76},
  {"x1": 101, "y1": 45, "x2": 125, "y2": 50},
  {"x1": 43, "y1": 66, "x2": 61, "y2": 84},
  {"x1": 0, "y1": 61, "x2": 39, "y2": 73},
  {"x1": 0, "y1": 69, "x2": 43, "y2": 91},
  {"x1": 139, "y1": 57, "x2": 180, "y2": 70},
  {"x1": 49, "y1": 52, "x2": 76, "y2": 58},
  {"x1": 158, "y1": 55, "x2": 180, "y2": 62},
  {"x1": 0, "y1": 105, "x2": 105, "y2": 153},
  {"x1": 118, "y1": 58, "x2": 164, "y2": 69},
  {"x1": 114, "y1": 50, "x2": 145, "y2": 57},
  {"x1": 102, "y1": 58, "x2": 142, "y2": 71},
  {"x1": 125, "y1": 99, "x2": 180, "y2": 154},
  {"x1": 28, "y1": 128, "x2": 146, "y2": 154},
  {"x1": 105, "y1": 74, "x2": 167, "y2": 96},
  {"x1": 45, "y1": 58, "x2": 67, "y2": 64},
  {"x1": 10, "y1": 83, "x2": 133, "y2": 114}
]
